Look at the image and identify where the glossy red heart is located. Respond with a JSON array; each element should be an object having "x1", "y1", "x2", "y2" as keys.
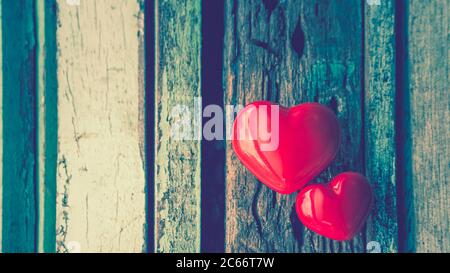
[
  {"x1": 295, "y1": 172, "x2": 373, "y2": 241},
  {"x1": 232, "y1": 101, "x2": 340, "y2": 194}
]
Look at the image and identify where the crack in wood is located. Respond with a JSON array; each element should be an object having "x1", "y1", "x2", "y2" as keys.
[{"x1": 291, "y1": 18, "x2": 305, "y2": 57}]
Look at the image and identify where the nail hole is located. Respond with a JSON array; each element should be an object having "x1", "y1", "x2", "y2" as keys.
[
  {"x1": 262, "y1": 0, "x2": 278, "y2": 15},
  {"x1": 291, "y1": 19, "x2": 305, "y2": 57},
  {"x1": 329, "y1": 96, "x2": 339, "y2": 114}
]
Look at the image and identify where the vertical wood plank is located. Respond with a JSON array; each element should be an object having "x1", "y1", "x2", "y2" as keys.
[
  {"x1": 364, "y1": 0, "x2": 398, "y2": 252},
  {"x1": 224, "y1": 0, "x2": 364, "y2": 252},
  {"x1": 406, "y1": 0, "x2": 449, "y2": 253},
  {"x1": 56, "y1": 0, "x2": 147, "y2": 253},
  {"x1": 36, "y1": 0, "x2": 57, "y2": 253},
  {"x1": 154, "y1": 0, "x2": 202, "y2": 253},
  {"x1": 1, "y1": 0, "x2": 37, "y2": 252}
]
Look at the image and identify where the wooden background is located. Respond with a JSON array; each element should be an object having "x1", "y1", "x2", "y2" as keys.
[{"x1": 0, "y1": 0, "x2": 448, "y2": 253}]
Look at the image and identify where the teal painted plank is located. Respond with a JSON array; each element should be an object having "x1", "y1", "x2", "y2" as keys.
[
  {"x1": 36, "y1": 0, "x2": 57, "y2": 253},
  {"x1": 1, "y1": 0, "x2": 37, "y2": 252},
  {"x1": 364, "y1": 0, "x2": 398, "y2": 253},
  {"x1": 154, "y1": 0, "x2": 202, "y2": 253}
]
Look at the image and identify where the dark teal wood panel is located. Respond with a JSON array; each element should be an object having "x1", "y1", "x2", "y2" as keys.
[{"x1": 1, "y1": 0, "x2": 37, "y2": 252}]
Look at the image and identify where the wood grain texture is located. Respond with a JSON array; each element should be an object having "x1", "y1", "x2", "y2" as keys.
[
  {"x1": 36, "y1": 0, "x2": 57, "y2": 253},
  {"x1": 154, "y1": 0, "x2": 202, "y2": 253},
  {"x1": 364, "y1": 0, "x2": 398, "y2": 253},
  {"x1": 224, "y1": 0, "x2": 364, "y2": 252},
  {"x1": 56, "y1": 0, "x2": 147, "y2": 253},
  {"x1": 1, "y1": 0, "x2": 37, "y2": 252},
  {"x1": 407, "y1": 0, "x2": 449, "y2": 253}
]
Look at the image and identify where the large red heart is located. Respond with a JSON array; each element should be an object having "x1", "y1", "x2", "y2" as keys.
[
  {"x1": 295, "y1": 172, "x2": 373, "y2": 240},
  {"x1": 232, "y1": 101, "x2": 340, "y2": 194}
]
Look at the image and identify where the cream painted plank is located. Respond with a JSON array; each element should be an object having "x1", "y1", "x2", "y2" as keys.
[
  {"x1": 154, "y1": 0, "x2": 202, "y2": 253},
  {"x1": 56, "y1": 0, "x2": 147, "y2": 253}
]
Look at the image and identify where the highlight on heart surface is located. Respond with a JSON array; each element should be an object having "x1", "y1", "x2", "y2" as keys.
[
  {"x1": 232, "y1": 101, "x2": 341, "y2": 194},
  {"x1": 295, "y1": 172, "x2": 373, "y2": 241}
]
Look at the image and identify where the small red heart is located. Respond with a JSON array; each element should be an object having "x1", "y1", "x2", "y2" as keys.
[
  {"x1": 295, "y1": 172, "x2": 373, "y2": 240},
  {"x1": 232, "y1": 101, "x2": 340, "y2": 194}
]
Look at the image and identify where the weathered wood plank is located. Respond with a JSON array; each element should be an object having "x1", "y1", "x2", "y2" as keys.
[
  {"x1": 56, "y1": 0, "x2": 147, "y2": 253},
  {"x1": 364, "y1": 0, "x2": 398, "y2": 253},
  {"x1": 406, "y1": 0, "x2": 449, "y2": 253},
  {"x1": 36, "y1": 0, "x2": 57, "y2": 253},
  {"x1": 1, "y1": 0, "x2": 37, "y2": 253},
  {"x1": 224, "y1": 0, "x2": 364, "y2": 252},
  {"x1": 154, "y1": 0, "x2": 202, "y2": 253}
]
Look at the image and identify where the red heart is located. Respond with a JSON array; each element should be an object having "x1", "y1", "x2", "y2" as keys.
[
  {"x1": 232, "y1": 101, "x2": 340, "y2": 194},
  {"x1": 295, "y1": 172, "x2": 373, "y2": 240}
]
